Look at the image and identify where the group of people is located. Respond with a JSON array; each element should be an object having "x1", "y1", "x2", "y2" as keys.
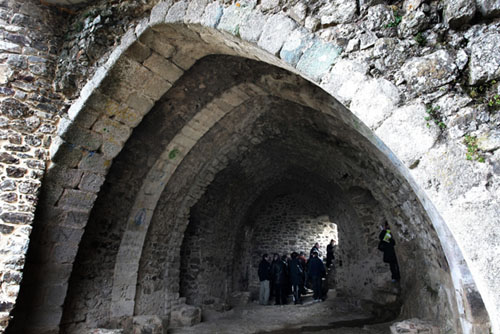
[
  {"x1": 258, "y1": 223, "x2": 400, "y2": 307},
  {"x1": 257, "y1": 240, "x2": 337, "y2": 306}
]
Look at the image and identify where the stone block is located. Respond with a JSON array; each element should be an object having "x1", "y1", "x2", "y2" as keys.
[
  {"x1": 0, "y1": 224, "x2": 15, "y2": 234},
  {"x1": 143, "y1": 52, "x2": 184, "y2": 83},
  {"x1": 218, "y1": 1, "x2": 256, "y2": 36},
  {"x1": 468, "y1": 31, "x2": 500, "y2": 85},
  {"x1": 99, "y1": 81, "x2": 133, "y2": 110},
  {"x1": 390, "y1": 318, "x2": 439, "y2": 334},
  {"x1": 0, "y1": 180, "x2": 17, "y2": 191},
  {"x1": 0, "y1": 64, "x2": 14, "y2": 84},
  {"x1": 0, "y1": 40, "x2": 22, "y2": 53},
  {"x1": 126, "y1": 93, "x2": 154, "y2": 119},
  {"x1": 116, "y1": 59, "x2": 152, "y2": 91},
  {"x1": 321, "y1": 59, "x2": 369, "y2": 104},
  {"x1": 444, "y1": 0, "x2": 476, "y2": 28},
  {"x1": 318, "y1": 0, "x2": 357, "y2": 25},
  {"x1": 185, "y1": 0, "x2": 209, "y2": 24},
  {"x1": 110, "y1": 300, "x2": 135, "y2": 319},
  {"x1": 477, "y1": 129, "x2": 500, "y2": 151},
  {"x1": 149, "y1": 0, "x2": 173, "y2": 26},
  {"x1": 18, "y1": 181, "x2": 40, "y2": 195},
  {"x1": 350, "y1": 78, "x2": 400, "y2": 129},
  {"x1": 124, "y1": 41, "x2": 152, "y2": 63},
  {"x1": 92, "y1": 117, "x2": 131, "y2": 144},
  {"x1": 45, "y1": 166, "x2": 83, "y2": 189},
  {"x1": 0, "y1": 192, "x2": 18, "y2": 203},
  {"x1": 240, "y1": 11, "x2": 267, "y2": 43},
  {"x1": 78, "y1": 151, "x2": 110, "y2": 174},
  {"x1": 56, "y1": 209, "x2": 90, "y2": 229},
  {"x1": 79, "y1": 172, "x2": 106, "y2": 193},
  {"x1": 0, "y1": 152, "x2": 19, "y2": 164},
  {"x1": 51, "y1": 243, "x2": 79, "y2": 264},
  {"x1": 398, "y1": 9, "x2": 429, "y2": 38},
  {"x1": 45, "y1": 284, "x2": 69, "y2": 307},
  {"x1": 57, "y1": 189, "x2": 97, "y2": 211},
  {"x1": 228, "y1": 291, "x2": 251, "y2": 306},
  {"x1": 296, "y1": 39, "x2": 342, "y2": 82},
  {"x1": 401, "y1": 50, "x2": 458, "y2": 94},
  {"x1": 62, "y1": 125, "x2": 102, "y2": 152},
  {"x1": 170, "y1": 304, "x2": 201, "y2": 327},
  {"x1": 201, "y1": 2, "x2": 223, "y2": 28},
  {"x1": 101, "y1": 140, "x2": 123, "y2": 159},
  {"x1": 376, "y1": 103, "x2": 440, "y2": 167},
  {"x1": 146, "y1": 31, "x2": 175, "y2": 58},
  {"x1": 258, "y1": 14, "x2": 296, "y2": 56},
  {"x1": 476, "y1": 0, "x2": 500, "y2": 17},
  {"x1": 170, "y1": 42, "x2": 206, "y2": 70},
  {"x1": 87, "y1": 329, "x2": 123, "y2": 334},
  {"x1": 363, "y1": 4, "x2": 394, "y2": 30},
  {"x1": 6, "y1": 166, "x2": 27, "y2": 178},
  {"x1": 26, "y1": 307, "x2": 62, "y2": 328},
  {"x1": 280, "y1": 27, "x2": 313, "y2": 67},
  {"x1": 0, "y1": 212, "x2": 33, "y2": 224},
  {"x1": 142, "y1": 74, "x2": 172, "y2": 100},
  {"x1": 0, "y1": 98, "x2": 31, "y2": 119},
  {"x1": 43, "y1": 225, "x2": 84, "y2": 245},
  {"x1": 165, "y1": 1, "x2": 188, "y2": 23},
  {"x1": 132, "y1": 315, "x2": 163, "y2": 334},
  {"x1": 51, "y1": 141, "x2": 83, "y2": 168},
  {"x1": 85, "y1": 93, "x2": 119, "y2": 118}
]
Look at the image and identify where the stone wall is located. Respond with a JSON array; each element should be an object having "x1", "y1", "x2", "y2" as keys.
[
  {"x1": 0, "y1": 0, "x2": 499, "y2": 333},
  {"x1": 0, "y1": 0, "x2": 67, "y2": 329}
]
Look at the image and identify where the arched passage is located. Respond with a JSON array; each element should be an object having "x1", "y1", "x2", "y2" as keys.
[{"x1": 7, "y1": 12, "x2": 489, "y2": 334}]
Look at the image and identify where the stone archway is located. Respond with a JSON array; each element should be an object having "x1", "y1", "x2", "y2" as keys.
[{"x1": 4, "y1": 2, "x2": 493, "y2": 334}]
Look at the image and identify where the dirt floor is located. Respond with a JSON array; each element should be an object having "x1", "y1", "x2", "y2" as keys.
[{"x1": 168, "y1": 291, "x2": 394, "y2": 334}]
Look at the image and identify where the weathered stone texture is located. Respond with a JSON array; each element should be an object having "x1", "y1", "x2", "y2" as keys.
[
  {"x1": 258, "y1": 14, "x2": 296, "y2": 55},
  {"x1": 2, "y1": 0, "x2": 500, "y2": 333},
  {"x1": 376, "y1": 104, "x2": 440, "y2": 167},
  {"x1": 444, "y1": 0, "x2": 476, "y2": 28},
  {"x1": 296, "y1": 39, "x2": 341, "y2": 81},
  {"x1": 468, "y1": 31, "x2": 500, "y2": 85},
  {"x1": 318, "y1": 0, "x2": 357, "y2": 25},
  {"x1": 400, "y1": 50, "x2": 458, "y2": 95}
]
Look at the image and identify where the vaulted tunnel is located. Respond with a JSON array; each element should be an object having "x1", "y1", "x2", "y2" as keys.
[{"x1": 47, "y1": 55, "x2": 460, "y2": 333}]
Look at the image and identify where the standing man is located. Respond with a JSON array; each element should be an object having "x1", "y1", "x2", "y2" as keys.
[
  {"x1": 378, "y1": 222, "x2": 401, "y2": 282},
  {"x1": 309, "y1": 242, "x2": 321, "y2": 258},
  {"x1": 271, "y1": 254, "x2": 288, "y2": 305},
  {"x1": 258, "y1": 253, "x2": 271, "y2": 305},
  {"x1": 289, "y1": 252, "x2": 303, "y2": 305},
  {"x1": 326, "y1": 239, "x2": 336, "y2": 269},
  {"x1": 307, "y1": 251, "x2": 326, "y2": 302}
]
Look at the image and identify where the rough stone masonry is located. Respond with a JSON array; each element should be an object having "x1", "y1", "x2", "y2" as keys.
[{"x1": 0, "y1": 0, "x2": 499, "y2": 333}]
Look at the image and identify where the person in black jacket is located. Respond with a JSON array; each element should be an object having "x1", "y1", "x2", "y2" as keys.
[
  {"x1": 326, "y1": 239, "x2": 336, "y2": 268},
  {"x1": 309, "y1": 242, "x2": 321, "y2": 259},
  {"x1": 271, "y1": 254, "x2": 288, "y2": 305},
  {"x1": 378, "y1": 222, "x2": 400, "y2": 282},
  {"x1": 289, "y1": 252, "x2": 304, "y2": 304},
  {"x1": 258, "y1": 254, "x2": 271, "y2": 305},
  {"x1": 308, "y1": 251, "x2": 326, "y2": 301}
]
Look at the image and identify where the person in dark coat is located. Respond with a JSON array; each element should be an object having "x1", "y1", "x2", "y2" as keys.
[
  {"x1": 269, "y1": 253, "x2": 279, "y2": 299},
  {"x1": 378, "y1": 222, "x2": 401, "y2": 282},
  {"x1": 258, "y1": 253, "x2": 271, "y2": 305},
  {"x1": 326, "y1": 239, "x2": 336, "y2": 268},
  {"x1": 298, "y1": 251, "x2": 307, "y2": 294},
  {"x1": 271, "y1": 254, "x2": 288, "y2": 305},
  {"x1": 289, "y1": 252, "x2": 304, "y2": 304},
  {"x1": 309, "y1": 242, "x2": 321, "y2": 259},
  {"x1": 307, "y1": 251, "x2": 326, "y2": 301}
]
